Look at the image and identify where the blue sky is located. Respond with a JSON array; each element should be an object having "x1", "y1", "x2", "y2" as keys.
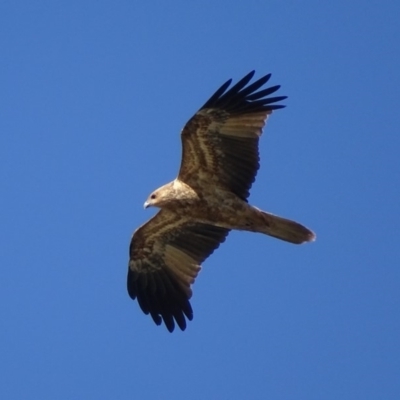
[{"x1": 1, "y1": 1, "x2": 399, "y2": 399}]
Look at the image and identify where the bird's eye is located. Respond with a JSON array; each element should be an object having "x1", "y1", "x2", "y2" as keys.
[{"x1": 150, "y1": 194, "x2": 156, "y2": 199}]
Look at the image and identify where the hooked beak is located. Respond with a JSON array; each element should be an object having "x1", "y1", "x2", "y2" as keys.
[{"x1": 143, "y1": 201, "x2": 150, "y2": 209}]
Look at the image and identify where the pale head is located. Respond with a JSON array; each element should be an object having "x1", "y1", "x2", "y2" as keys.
[
  {"x1": 143, "y1": 179, "x2": 199, "y2": 209},
  {"x1": 143, "y1": 182, "x2": 175, "y2": 209}
]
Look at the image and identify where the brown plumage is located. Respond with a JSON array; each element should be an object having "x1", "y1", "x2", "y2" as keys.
[{"x1": 128, "y1": 71, "x2": 316, "y2": 332}]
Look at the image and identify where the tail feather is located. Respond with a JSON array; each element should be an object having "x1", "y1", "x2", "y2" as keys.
[{"x1": 259, "y1": 211, "x2": 316, "y2": 244}]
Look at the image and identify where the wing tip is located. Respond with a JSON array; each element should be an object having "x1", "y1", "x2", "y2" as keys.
[
  {"x1": 127, "y1": 267, "x2": 194, "y2": 332},
  {"x1": 200, "y1": 70, "x2": 287, "y2": 113}
]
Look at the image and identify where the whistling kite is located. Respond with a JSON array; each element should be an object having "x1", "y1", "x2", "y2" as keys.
[{"x1": 127, "y1": 71, "x2": 315, "y2": 332}]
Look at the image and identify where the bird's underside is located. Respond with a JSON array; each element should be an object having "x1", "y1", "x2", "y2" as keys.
[
  {"x1": 158, "y1": 188, "x2": 315, "y2": 245},
  {"x1": 127, "y1": 71, "x2": 316, "y2": 332}
]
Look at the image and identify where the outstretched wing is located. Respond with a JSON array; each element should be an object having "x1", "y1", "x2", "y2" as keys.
[
  {"x1": 128, "y1": 209, "x2": 230, "y2": 332},
  {"x1": 178, "y1": 71, "x2": 286, "y2": 201}
]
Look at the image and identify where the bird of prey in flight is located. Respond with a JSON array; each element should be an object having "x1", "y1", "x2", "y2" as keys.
[{"x1": 127, "y1": 71, "x2": 315, "y2": 332}]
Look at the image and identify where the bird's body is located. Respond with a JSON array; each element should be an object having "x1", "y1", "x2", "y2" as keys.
[
  {"x1": 144, "y1": 180, "x2": 312, "y2": 242},
  {"x1": 128, "y1": 71, "x2": 315, "y2": 332}
]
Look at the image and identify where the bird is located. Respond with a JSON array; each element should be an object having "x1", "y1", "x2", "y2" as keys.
[{"x1": 127, "y1": 71, "x2": 315, "y2": 332}]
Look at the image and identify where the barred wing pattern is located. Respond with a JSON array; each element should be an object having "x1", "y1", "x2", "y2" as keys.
[
  {"x1": 128, "y1": 209, "x2": 229, "y2": 332},
  {"x1": 179, "y1": 71, "x2": 286, "y2": 201}
]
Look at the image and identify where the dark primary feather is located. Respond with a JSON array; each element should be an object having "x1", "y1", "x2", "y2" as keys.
[
  {"x1": 127, "y1": 266, "x2": 192, "y2": 332},
  {"x1": 128, "y1": 211, "x2": 230, "y2": 332},
  {"x1": 200, "y1": 70, "x2": 287, "y2": 113},
  {"x1": 202, "y1": 79, "x2": 232, "y2": 107}
]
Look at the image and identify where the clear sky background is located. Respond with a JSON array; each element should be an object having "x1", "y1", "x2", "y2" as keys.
[{"x1": 1, "y1": 1, "x2": 399, "y2": 399}]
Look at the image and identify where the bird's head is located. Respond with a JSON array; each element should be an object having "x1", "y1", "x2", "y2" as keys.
[{"x1": 144, "y1": 182, "x2": 175, "y2": 209}]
